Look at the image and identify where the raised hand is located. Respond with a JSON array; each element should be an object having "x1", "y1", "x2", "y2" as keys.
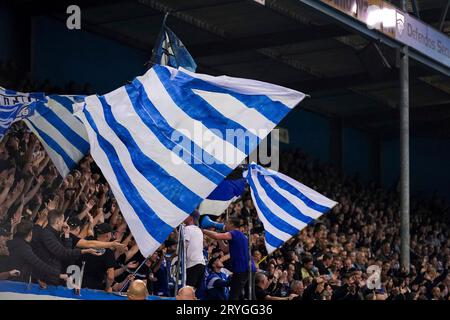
[
  {"x1": 46, "y1": 196, "x2": 59, "y2": 211},
  {"x1": 110, "y1": 241, "x2": 127, "y2": 250},
  {"x1": 86, "y1": 199, "x2": 96, "y2": 211},
  {"x1": 5, "y1": 174, "x2": 14, "y2": 188},
  {"x1": 37, "y1": 175, "x2": 45, "y2": 185},
  {"x1": 86, "y1": 213, "x2": 94, "y2": 225}
]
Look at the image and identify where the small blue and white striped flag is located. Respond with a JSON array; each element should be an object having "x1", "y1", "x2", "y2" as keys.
[
  {"x1": 0, "y1": 87, "x2": 45, "y2": 140},
  {"x1": 24, "y1": 95, "x2": 90, "y2": 177},
  {"x1": 74, "y1": 65, "x2": 305, "y2": 257},
  {"x1": 151, "y1": 22, "x2": 197, "y2": 72},
  {"x1": 245, "y1": 163, "x2": 337, "y2": 254}
]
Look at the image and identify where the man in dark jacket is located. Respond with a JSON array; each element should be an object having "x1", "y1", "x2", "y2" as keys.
[
  {"x1": 32, "y1": 210, "x2": 99, "y2": 285},
  {"x1": 331, "y1": 273, "x2": 363, "y2": 300},
  {"x1": 7, "y1": 221, "x2": 68, "y2": 283}
]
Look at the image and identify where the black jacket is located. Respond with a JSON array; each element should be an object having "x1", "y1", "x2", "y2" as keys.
[
  {"x1": 6, "y1": 238, "x2": 60, "y2": 283},
  {"x1": 32, "y1": 225, "x2": 82, "y2": 282}
]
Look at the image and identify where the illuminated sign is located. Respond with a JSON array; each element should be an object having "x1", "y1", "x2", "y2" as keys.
[{"x1": 319, "y1": 0, "x2": 450, "y2": 68}]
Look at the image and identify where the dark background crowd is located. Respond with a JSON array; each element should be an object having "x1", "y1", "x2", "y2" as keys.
[{"x1": 0, "y1": 59, "x2": 449, "y2": 300}]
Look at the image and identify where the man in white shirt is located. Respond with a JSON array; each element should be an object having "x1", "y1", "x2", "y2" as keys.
[{"x1": 183, "y1": 210, "x2": 205, "y2": 290}]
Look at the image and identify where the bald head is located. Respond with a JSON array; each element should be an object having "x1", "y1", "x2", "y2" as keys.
[
  {"x1": 127, "y1": 280, "x2": 148, "y2": 300},
  {"x1": 176, "y1": 286, "x2": 196, "y2": 300}
]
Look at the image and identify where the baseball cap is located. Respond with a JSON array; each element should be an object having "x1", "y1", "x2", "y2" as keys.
[
  {"x1": 67, "y1": 217, "x2": 81, "y2": 229},
  {"x1": 208, "y1": 256, "x2": 221, "y2": 269},
  {"x1": 94, "y1": 223, "x2": 113, "y2": 235}
]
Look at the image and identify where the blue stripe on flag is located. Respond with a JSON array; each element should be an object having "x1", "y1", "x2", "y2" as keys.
[
  {"x1": 170, "y1": 69, "x2": 292, "y2": 123},
  {"x1": 50, "y1": 95, "x2": 76, "y2": 113},
  {"x1": 247, "y1": 174, "x2": 301, "y2": 236},
  {"x1": 207, "y1": 178, "x2": 246, "y2": 201},
  {"x1": 271, "y1": 175, "x2": 331, "y2": 214},
  {"x1": 256, "y1": 174, "x2": 313, "y2": 224},
  {"x1": 154, "y1": 66, "x2": 259, "y2": 154},
  {"x1": 83, "y1": 107, "x2": 174, "y2": 244},
  {"x1": 27, "y1": 121, "x2": 76, "y2": 169},
  {"x1": 264, "y1": 231, "x2": 285, "y2": 248},
  {"x1": 127, "y1": 80, "x2": 231, "y2": 182},
  {"x1": 34, "y1": 103, "x2": 90, "y2": 154},
  {"x1": 99, "y1": 95, "x2": 203, "y2": 211}
]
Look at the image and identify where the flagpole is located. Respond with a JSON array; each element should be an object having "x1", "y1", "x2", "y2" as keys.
[
  {"x1": 181, "y1": 224, "x2": 187, "y2": 288},
  {"x1": 119, "y1": 256, "x2": 151, "y2": 293},
  {"x1": 174, "y1": 224, "x2": 185, "y2": 295},
  {"x1": 247, "y1": 215, "x2": 253, "y2": 300},
  {"x1": 174, "y1": 225, "x2": 181, "y2": 295}
]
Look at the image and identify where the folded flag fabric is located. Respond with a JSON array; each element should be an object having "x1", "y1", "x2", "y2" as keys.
[
  {"x1": 74, "y1": 64, "x2": 305, "y2": 257},
  {"x1": 151, "y1": 23, "x2": 197, "y2": 72},
  {"x1": 245, "y1": 163, "x2": 337, "y2": 254},
  {"x1": 23, "y1": 95, "x2": 89, "y2": 177},
  {"x1": 0, "y1": 87, "x2": 45, "y2": 140},
  {"x1": 199, "y1": 176, "x2": 246, "y2": 216}
]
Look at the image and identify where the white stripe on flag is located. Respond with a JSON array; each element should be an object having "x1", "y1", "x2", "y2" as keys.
[
  {"x1": 246, "y1": 163, "x2": 337, "y2": 254},
  {"x1": 252, "y1": 174, "x2": 308, "y2": 230},
  {"x1": 138, "y1": 69, "x2": 247, "y2": 165},
  {"x1": 192, "y1": 89, "x2": 276, "y2": 139},
  {"x1": 24, "y1": 119, "x2": 70, "y2": 177},
  {"x1": 49, "y1": 98, "x2": 89, "y2": 142},
  {"x1": 177, "y1": 67, "x2": 305, "y2": 108},
  {"x1": 25, "y1": 96, "x2": 89, "y2": 177},
  {"x1": 83, "y1": 95, "x2": 189, "y2": 227},
  {"x1": 77, "y1": 109, "x2": 160, "y2": 257},
  {"x1": 31, "y1": 110, "x2": 84, "y2": 163},
  {"x1": 105, "y1": 87, "x2": 218, "y2": 197}
]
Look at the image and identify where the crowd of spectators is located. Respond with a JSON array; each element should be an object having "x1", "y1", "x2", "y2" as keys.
[
  {"x1": 0, "y1": 121, "x2": 448, "y2": 300},
  {"x1": 0, "y1": 59, "x2": 93, "y2": 95},
  {"x1": 0, "y1": 63, "x2": 449, "y2": 300}
]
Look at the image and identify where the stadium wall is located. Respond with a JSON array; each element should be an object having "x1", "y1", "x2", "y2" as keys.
[
  {"x1": 279, "y1": 108, "x2": 331, "y2": 163},
  {"x1": 381, "y1": 138, "x2": 450, "y2": 198},
  {"x1": 281, "y1": 109, "x2": 450, "y2": 199},
  {"x1": 342, "y1": 127, "x2": 372, "y2": 183},
  {"x1": 31, "y1": 16, "x2": 148, "y2": 94},
  {"x1": 0, "y1": 3, "x2": 29, "y2": 67}
]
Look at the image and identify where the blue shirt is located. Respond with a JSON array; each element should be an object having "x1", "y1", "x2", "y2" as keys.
[
  {"x1": 229, "y1": 230, "x2": 256, "y2": 273},
  {"x1": 205, "y1": 270, "x2": 229, "y2": 300},
  {"x1": 154, "y1": 259, "x2": 169, "y2": 296}
]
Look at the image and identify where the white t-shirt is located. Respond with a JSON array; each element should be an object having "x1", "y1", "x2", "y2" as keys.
[{"x1": 184, "y1": 225, "x2": 205, "y2": 268}]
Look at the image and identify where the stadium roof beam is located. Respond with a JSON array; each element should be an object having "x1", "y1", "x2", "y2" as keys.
[
  {"x1": 137, "y1": 0, "x2": 232, "y2": 38},
  {"x1": 297, "y1": 0, "x2": 450, "y2": 76},
  {"x1": 439, "y1": 0, "x2": 450, "y2": 31},
  {"x1": 188, "y1": 25, "x2": 349, "y2": 57}
]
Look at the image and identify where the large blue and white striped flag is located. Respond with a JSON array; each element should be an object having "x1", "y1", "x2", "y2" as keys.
[
  {"x1": 0, "y1": 87, "x2": 45, "y2": 140},
  {"x1": 245, "y1": 163, "x2": 337, "y2": 254},
  {"x1": 24, "y1": 95, "x2": 89, "y2": 177},
  {"x1": 74, "y1": 65, "x2": 305, "y2": 257}
]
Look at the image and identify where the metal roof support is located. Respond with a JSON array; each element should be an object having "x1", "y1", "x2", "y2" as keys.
[
  {"x1": 411, "y1": 0, "x2": 421, "y2": 19},
  {"x1": 399, "y1": 0, "x2": 410, "y2": 273},
  {"x1": 439, "y1": 0, "x2": 450, "y2": 31},
  {"x1": 297, "y1": 0, "x2": 450, "y2": 76}
]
